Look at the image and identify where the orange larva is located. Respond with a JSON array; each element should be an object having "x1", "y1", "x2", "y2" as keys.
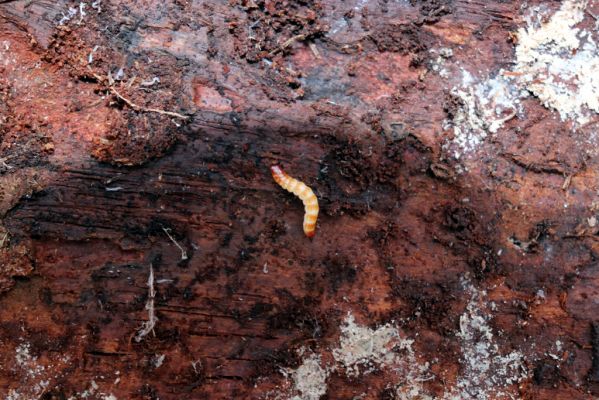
[{"x1": 271, "y1": 165, "x2": 319, "y2": 238}]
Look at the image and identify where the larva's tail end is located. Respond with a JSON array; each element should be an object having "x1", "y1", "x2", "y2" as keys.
[{"x1": 305, "y1": 230, "x2": 316, "y2": 239}]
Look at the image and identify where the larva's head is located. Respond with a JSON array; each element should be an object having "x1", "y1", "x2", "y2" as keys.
[
  {"x1": 271, "y1": 165, "x2": 287, "y2": 183},
  {"x1": 305, "y1": 230, "x2": 316, "y2": 239},
  {"x1": 270, "y1": 165, "x2": 283, "y2": 176}
]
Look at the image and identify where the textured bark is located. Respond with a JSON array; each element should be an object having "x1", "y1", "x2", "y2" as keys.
[{"x1": 1, "y1": 0, "x2": 599, "y2": 399}]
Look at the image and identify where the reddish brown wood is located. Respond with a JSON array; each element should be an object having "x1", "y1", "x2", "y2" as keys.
[{"x1": 1, "y1": 0, "x2": 598, "y2": 399}]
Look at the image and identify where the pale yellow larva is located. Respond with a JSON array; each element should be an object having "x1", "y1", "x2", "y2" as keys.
[{"x1": 270, "y1": 165, "x2": 319, "y2": 238}]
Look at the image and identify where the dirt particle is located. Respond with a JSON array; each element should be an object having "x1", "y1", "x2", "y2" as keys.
[
  {"x1": 444, "y1": 205, "x2": 475, "y2": 233},
  {"x1": 429, "y1": 162, "x2": 455, "y2": 180},
  {"x1": 410, "y1": 0, "x2": 453, "y2": 24},
  {"x1": 533, "y1": 360, "x2": 560, "y2": 386},
  {"x1": 322, "y1": 254, "x2": 357, "y2": 293},
  {"x1": 369, "y1": 23, "x2": 432, "y2": 66},
  {"x1": 267, "y1": 295, "x2": 324, "y2": 338},
  {"x1": 233, "y1": 0, "x2": 328, "y2": 63},
  {"x1": 92, "y1": 111, "x2": 179, "y2": 166}
]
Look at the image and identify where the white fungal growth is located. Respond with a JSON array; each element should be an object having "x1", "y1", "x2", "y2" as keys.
[
  {"x1": 445, "y1": 0, "x2": 599, "y2": 160},
  {"x1": 6, "y1": 342, "x2": 68, "y2": 400},
  {"x1": 429, "y1": 47, "x2": 453, "y2": 78},
  {"x1": 280, "y1": 313, "x2": 432, "y2": 400},
  {"x1": 446, "y1": 72, "x2": 522, "y2": 159},
  {"x1": 444, "y1": 278, "x2": 528, "y2": 400},
  {"x1": 276, "y1": 280, "x2": 530, "y2": 400},
  {"x1": 515, "y1": 0, "x2": 599, "y2": 125},
  {"x1": 66, "y1": 380, "x2": 118, "y2": 400},
  {"x1": 15, "y1": 342, "x2": 34, "y2": 366},
  {"x1": 333, "y1": 313, "x2": 409, "y2": 377},
  {"x1": 334, "y1": 314, "x2": 432, "y2": 399},
  {"x1": 289, "y1": 353, "x2": 329, "y2": 400}
]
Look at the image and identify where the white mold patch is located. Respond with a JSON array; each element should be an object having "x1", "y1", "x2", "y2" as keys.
[
  {"x1": 288, "y1": 353, "x2": 329, "y2": 400},
  {"x1": 5, "y1": 341, "x2": 68, "y2": 400},
  {"x1": 333, "y1": 313, "x2": 426, "y2": 382},
  {"x1": 333, "y1": 314, "x2": 403, "y2": 376},
  {"x1": 445, "y1": 0, "x2": 599, "y2": 160},
  {"x1": 446, "y1": 71, "x2": 522, "y2": 159},
  {"x1": 444, "y1": 279, "x2": 528, "y2": 400},
  {"x1": 276, "y1": 313, "x2": 432, "y2": 399},
  {"x1": 429, "y1": 48, "x2": 453, "y2": 78},
  {"x1": 0, "y1": 40, "x2": 16, "y2": 67},
  {"x1": 5, "y1": 341, "x2": 118, "y2": 400},
  {"x1": 516, "y1": 0, "x2": 599, "y2": 125},
  {"x1": 272, "y1": 279, "x2": 529, "y2": 400},
  {"x1": 66, "y1": 380, "x2": 118, "y2": 400}
]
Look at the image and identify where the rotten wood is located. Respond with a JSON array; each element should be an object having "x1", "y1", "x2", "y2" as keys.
[{"x1": 1, "y1": 0, "x2": 599, "y2": 399}]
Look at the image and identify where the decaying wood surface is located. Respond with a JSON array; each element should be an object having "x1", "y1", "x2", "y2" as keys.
[{"x1": 1, "y1": 0, "x2": 599, "y2": 399}]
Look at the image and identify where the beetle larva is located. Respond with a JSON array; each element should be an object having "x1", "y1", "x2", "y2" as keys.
[{"x1": 270, "y1": 165, "x2": 319, "y2": 238}]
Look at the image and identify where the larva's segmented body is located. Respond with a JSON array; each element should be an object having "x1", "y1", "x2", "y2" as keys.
[{"x1": 271, "y1": 165, "x2": 319, "y2": 238}]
